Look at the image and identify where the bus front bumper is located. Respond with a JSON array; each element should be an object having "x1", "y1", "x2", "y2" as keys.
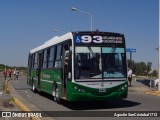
[{"x1": 67, "y1": 89, "x2": 128, "y2": 101}]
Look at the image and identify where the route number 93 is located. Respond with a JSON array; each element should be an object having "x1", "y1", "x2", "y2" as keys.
[{"x1": 81, "y1": 35, "x2": 103, "y2": 43}]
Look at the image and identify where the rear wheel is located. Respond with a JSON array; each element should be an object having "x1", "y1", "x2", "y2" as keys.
[
  {"x1": 52, "y1": 83, "x2": 61, "y2": 104},
  {"x1": 32, "y1": 81, "x2": 37, "y2": 93}
]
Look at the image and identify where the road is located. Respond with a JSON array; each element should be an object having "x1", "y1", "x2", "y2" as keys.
[{"x1": 10, "y1": 76, "x2": 160, "y2": 120}]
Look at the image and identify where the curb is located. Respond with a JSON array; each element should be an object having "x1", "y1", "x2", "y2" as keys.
[
  {"x1": 4, "y1": 79, "x2": 10, "y2": 94},
  {"x1": 7, "y1": 81, "x2": 41, "y2": 120},
  {"x1": 7, "y1": 80, "x2": 54, "y2": 120},
  {"x1": 13, "y1": 97, "x2": 32, "y2": 112},
  {"x1": 145, "y1": 91, "x2": 160, "y2": 96}
]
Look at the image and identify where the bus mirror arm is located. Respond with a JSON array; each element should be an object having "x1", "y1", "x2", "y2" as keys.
[{"x1": 65, "y1": 50, "x2": 70, "y2": 60}]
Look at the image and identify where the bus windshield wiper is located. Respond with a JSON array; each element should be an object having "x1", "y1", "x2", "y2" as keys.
[{"x1": 87, "y1": 46, "x2": 94, "y2": 58}]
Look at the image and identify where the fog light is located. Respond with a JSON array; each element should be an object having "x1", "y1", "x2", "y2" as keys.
[
  {"x1": 124, "y1": 84, "x2": 127, "y2": 87},
  {"x1": 81, "y1": 89, "x2": 85, "y2": 92},
  {"x1": 74, "y1": 86, "x2": 78, "y2": 90}
]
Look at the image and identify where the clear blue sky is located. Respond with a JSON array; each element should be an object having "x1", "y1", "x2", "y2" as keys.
[{"x1": 0, "y1": 0, "x2": 158, "y2": 69}]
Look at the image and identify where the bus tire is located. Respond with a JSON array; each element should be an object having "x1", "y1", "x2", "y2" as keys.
[
  {"x1": 54, "y1": 92, "x2": 60, "y2": 104},
  {"x1": 32, "y1": 81, "x2": 37, "y2": 93},
  {"x1": 52, "y1": 83, "x2": 61, "y2": 104}
]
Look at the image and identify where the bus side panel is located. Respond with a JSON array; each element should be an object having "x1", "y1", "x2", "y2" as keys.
[
  {"x1": 39, "y1": 69, "x2": 62, "y2": 96},
  {"x1": 29, "y1": 69, "x2": 38, "y2": 88},
  {"x1": 40, "y1": 69, "x2": 51, "y2": 93},
  {"x1": 27, "y1": 71, "x2": 32, "y2": 86}
]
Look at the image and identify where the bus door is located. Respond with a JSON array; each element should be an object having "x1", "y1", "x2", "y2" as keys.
[
  {"x1": 37, "y1": 52, "x2": 42, "y2": 89},
  {"x1": 62, "y1": 42, "x2": 71, "y2": 96}
]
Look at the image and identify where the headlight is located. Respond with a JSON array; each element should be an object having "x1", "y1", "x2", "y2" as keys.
[
  {"x1": 121, "y1": 87, "x2": 124, "y2": 90},
  {"x1": 81, "y1": 89, "x2": 85, "y2": 92},
  {"x1": 74, "y1": 86, "x2": 78, "y2": 90},
  {"x1": 119, "y1": 84, "x2": 127, "y2": 91},
  {"x1": 74, "y1": 86, "x2": 85, "y2": 92}
]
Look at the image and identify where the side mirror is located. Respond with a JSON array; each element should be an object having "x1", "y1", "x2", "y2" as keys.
[
  {"x1": 65, "y1": 50, "x2": 69, "y2": 60},
  {"x1": 67, "y1": 72, "x2": 71, "y2": 79}
]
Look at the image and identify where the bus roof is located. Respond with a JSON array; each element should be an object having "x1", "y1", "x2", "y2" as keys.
[
  {"x1": 30, "y1": 32, "x2": 73, "y2": 54},
  {"x1": 29, "y1": 31, "x2": 125, "y2": 54},
  {"x1": 74, "y1": 31, "x2": 124, "y2": 36}
]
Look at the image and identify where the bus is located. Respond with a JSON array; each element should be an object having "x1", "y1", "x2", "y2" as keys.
[{"x1": 27, "y1": 31, "x2": 128, "y2": 103}]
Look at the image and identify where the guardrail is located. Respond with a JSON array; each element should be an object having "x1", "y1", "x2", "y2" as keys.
[{"x1": 136, "y1": 79, "x2": 157, "y2": 89}]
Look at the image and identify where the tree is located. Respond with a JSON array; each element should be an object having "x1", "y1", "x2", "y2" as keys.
[
  {"x1": 146, "y1": 62, "x2": 152, "y2": 75},
  {"x1": 127, "y1": 60, "x2": 153, "y2": 76},
  {"x1": 152, "y1": 70, "x2": 158, "y2": 76}
]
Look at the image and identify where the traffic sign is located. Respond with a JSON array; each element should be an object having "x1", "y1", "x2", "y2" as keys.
[{"x1": 126, "y1": 48, "x2": 136, "y2": 53}]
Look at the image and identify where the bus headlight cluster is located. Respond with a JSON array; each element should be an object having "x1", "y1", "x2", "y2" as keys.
[
  {"x1": 74, "y1": 86, "x2": 85, "y2": 92},
  {"x1": 119, "y1": 84, "x2": 127, "y2": 91}
]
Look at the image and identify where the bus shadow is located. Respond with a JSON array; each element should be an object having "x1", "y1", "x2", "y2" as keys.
[
  {"x1": 36, "y1": 91, "x2": 141, "y2": 110},
  {"x1": 62, "y1": 100, "x2": 141, "y2": 110}
]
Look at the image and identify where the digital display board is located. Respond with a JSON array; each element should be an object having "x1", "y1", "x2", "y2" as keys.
[{"x1": 74, "y1": 34, "x2": 124, "y2": 45}]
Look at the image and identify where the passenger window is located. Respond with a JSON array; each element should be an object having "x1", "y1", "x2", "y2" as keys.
[
  {"x1": 43, "y1": 49, "x2": 47, "y2": 69},
  {"x1": 55, "y1": 45, "x2": 62, "y2": 68},
  {"x1": 48, "y1": 47, "x2": 55, "y2": 68},
  {"x1": 33, "y1": 53, "x2": 38, "y2": 69}
]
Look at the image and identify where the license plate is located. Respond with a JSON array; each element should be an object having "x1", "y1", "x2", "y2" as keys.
[{"x1": 99, "y1": 88, "x2": 106, "y2": 93}]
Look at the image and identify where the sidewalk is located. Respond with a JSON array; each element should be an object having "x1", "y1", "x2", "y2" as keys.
[
  {"x1": 0, "y1": 77, "x2": 13, "y2": 111},
  {"x1": 128, "y1": 77, "x2": 160, "y2": 96},
  {"x1": 128, "y1": 78, "x2": 151, "y2": 93},
  {"x1": 0, "y1": 77, "x2": 31, "y2": 120}
]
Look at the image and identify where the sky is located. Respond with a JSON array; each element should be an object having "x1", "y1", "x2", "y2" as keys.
[{"x1": 0, "y1": 0, "x2": 158, "y2": 69}]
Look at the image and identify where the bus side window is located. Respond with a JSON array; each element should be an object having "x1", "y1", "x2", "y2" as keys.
[
  {"x1": 43, "y1": 49, "x2": 47, "y2": 69},
  {"x1": 55, "y1": 44, "x2": 62, "y2": 68},
  {"x1": 48, "y1": 47, "x2": 55, "y2": 68},
  {"x1": 31, "y1": 54, "x2": 33, "y2": 69},
  {"x1": 33, "y1": 53, "x2": 38, "y2": 69}
]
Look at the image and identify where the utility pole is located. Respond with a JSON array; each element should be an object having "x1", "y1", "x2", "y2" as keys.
[
  {"x1": 71, "y1": 7, "x2": 93, "y2": 31},
  {"x1": 158, "y1": 0, "x2": 160, "y2": 91}
]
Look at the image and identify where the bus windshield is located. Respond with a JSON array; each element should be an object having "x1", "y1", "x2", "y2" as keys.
[{"x1": 75, "y1": 46, "x2": 127, "y2": 80}]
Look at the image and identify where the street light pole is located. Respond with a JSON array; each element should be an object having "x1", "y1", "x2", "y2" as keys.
[
  {"x1": 158, "y1": 47, "x2": 160, "y2": 91},
  {"x1": 53, "y1": 28, "x2": 59, "y2": 32},
  {"x1": 159, "y1": 0, "x2": 160, "y2": 91},
  {"x1": 158, "y1": 0, "x2": 160, "y2": 91},
  {"x1": 71, "y1": 7, "x2": 93, "y2": 31},
  {"x1": 53, "y1": 28, "x2": 65, "y2": 35}
]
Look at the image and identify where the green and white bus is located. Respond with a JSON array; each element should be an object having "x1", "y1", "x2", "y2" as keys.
[{"x1": 27, "y1": 31, "x2": 128, "y2": 103}]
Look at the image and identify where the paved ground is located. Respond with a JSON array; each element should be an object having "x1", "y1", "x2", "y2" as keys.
[{"x1": 0, "y1": 73, "x2": 160, "y2": 120}]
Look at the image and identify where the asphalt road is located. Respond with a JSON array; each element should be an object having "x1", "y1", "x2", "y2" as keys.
[{"x1": 10, "y1": 76, "x2": 160, "y2": 120}]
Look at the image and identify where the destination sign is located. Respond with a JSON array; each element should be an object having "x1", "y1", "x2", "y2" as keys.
[{"x1": 74, "y1": 35, "x2": 123, "y2": 45}]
